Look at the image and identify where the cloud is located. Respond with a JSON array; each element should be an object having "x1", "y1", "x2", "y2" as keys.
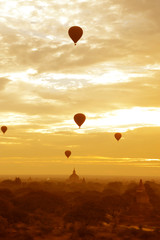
[
  {"x1": 0, "y1": 77, "x2": 11, "y2": 90},
  {"x1": 0, "y1": 126, "x2": 160, "y2": 160},
  {"x1": 1, "y1": 0, "x2": 160, "y2": 75},
  {"x1": 0, "y1": 0, "x2": 160, "y2": 174},
  {"x1": 0, "y1": 71, "x2": 160, "y2": 122}
]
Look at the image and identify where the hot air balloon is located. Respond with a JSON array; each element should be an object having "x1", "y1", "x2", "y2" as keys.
[
  {"x1": 74, "y1": 113, "x2": 86, "y2": 128},
  {"x1": 114, "y1": 133, "x2": 122, "y2": 141},
  {"x1": 68, "y1": 26, "x2": 83, "y2": 45},
  {"x1": 65, "y1": 150, "x2": 71, "y2": 158},
  {"x1": 1, "y1": 126, "x2": 7, "y2": 134}
]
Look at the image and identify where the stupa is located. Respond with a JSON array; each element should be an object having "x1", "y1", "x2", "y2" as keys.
[{"x1": 67, "y1": 169, "x2": 81, "y2": 183}]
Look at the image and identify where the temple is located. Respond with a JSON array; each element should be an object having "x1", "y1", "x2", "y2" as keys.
[
  {"x1": 136, "y1": 179, "x2": 150, "y2": 204},
  {"x1": 67, "y1": 169, "x2": 86, "y2": 184},
  {"x1": 135, "y1": 179, "x2": 152, "y2": 212},
  {"x1": 68, "y1": 169, "x2": 80, "y2": 183}
]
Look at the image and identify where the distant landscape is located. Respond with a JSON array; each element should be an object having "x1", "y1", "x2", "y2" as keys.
[{"x1": 0, "y1": 171, "x2": 160, "y2": 240}]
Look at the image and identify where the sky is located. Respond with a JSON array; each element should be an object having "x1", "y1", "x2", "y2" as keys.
[{"x1": 0, "y1": 0, "x2": 160, "y2": 176}]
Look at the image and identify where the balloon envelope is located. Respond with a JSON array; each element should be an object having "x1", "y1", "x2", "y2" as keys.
[
  {"x1": 74, "y1": 113, "x2": 86, "y2": 128},
  {"x1": 1, "y1": 126, "x2": 7, "y2": 134},
  {"x1": 68, "y1": 26, "x2": 83, "y2": 45},
  {"x1": 114, "y1": 133, "x2": 122, "y2": 141},
  {"x1": 65, "y1": 150, "x2": 71, "y2": 158}
]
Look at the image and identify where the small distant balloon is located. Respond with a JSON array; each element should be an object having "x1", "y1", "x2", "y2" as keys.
[
  {"x1": 1, "y1": 126, "x2": 7, "y2": 134},
  {"x1": 74, "y1": 113, "x2": 86, "y2": 128},
  {"x1": 65, "y1": 150, "x2": 71, "y2": 158},
  {"x1": 114, "y1": 133, "x2": 122, "y2": 141},
  {"x1": 68, "y1": 26, "x2": 83, "y2": 45}
]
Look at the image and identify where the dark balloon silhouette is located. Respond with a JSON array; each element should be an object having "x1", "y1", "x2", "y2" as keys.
[
  {"x1": 68, "y1": 26, "x2": 83, "y2": 45},
  {"x1": 65, "y1": 150, "x2": 71, "y2": 158},
  {"x1": 114, "y1": 133, "x2": 122, "y2": 141},
  {"x1": 1, "y1": 126, "x2": 7, "y2": 134},
  {"x1": 74, "y1": 113, "x2": 86, "y2": 128}
]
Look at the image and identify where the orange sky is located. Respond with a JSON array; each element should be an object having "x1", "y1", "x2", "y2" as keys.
[{"x1": 0, "y1": 0, "x2": 160, "y2": 176}]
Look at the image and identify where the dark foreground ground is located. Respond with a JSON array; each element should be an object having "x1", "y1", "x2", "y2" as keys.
[{"x1": 0, "y1": 177, "x2": 160, "y2": 240}]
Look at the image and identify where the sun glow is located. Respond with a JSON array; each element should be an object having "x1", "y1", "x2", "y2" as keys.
[
  {"x1": 59, "y1": 16, "x2": 68, "y2": 25},
  {"x1": 83, "y1": 107, "x2": 160, "y2": 132},
  {"x1": 90, "y1": 70, "x2": 146, "y2": 85}
]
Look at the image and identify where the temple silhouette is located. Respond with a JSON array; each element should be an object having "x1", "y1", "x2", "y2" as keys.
[
  {"x1": 135, "y1": 179, "x2": 152, "y2": 212},
  {"x1": 67, "y1": 169, "x2": 85, "y2": 184},
  {"x1": 136, "y1": 179, "x2": 150, "y2": 204}
]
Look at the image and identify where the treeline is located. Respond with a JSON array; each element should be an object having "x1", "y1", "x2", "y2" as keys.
[{"x1": 0, "y1": 179, "x2": 160, "y2": 239}]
